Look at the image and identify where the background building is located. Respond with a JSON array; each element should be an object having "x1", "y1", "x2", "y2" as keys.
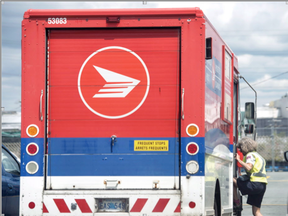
[{"x1": 253, "y1": 93, "x2": 288, "y2": 171}]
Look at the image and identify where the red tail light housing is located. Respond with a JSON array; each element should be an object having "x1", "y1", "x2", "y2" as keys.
[
  {"x1": 26, "y1": 143, "x2": 39, "y2": 156},
  {"x1": 186, "y1": 142, "x2": 199, "y2": 155}
]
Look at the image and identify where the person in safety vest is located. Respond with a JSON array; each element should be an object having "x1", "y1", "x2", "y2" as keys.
[{"x1": 233, "y1": 137, "x2": 268, "y2": 216}]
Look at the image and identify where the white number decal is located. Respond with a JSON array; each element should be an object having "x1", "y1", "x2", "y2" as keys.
[{"x1": 48, "y1": 18, "x2": 67, "y2": 24}]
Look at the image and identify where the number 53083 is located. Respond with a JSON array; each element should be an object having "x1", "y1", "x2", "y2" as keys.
[{"x1": 47, "y1": 18, "x2": 67, "y2": 24}]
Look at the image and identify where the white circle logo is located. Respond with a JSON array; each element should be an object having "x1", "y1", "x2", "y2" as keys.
[{"x1": 78, "y1": 46, "x2": 150, "y2": 119}]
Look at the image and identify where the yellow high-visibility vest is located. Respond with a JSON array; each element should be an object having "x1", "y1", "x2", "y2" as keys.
[{"x1": 244, "y1": 152, "x2": 268, "y2": 184}]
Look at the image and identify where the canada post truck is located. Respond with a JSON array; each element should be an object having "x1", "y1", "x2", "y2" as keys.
[{"x1": 21, "y1": 7, "x2": 246, "y2": 216}]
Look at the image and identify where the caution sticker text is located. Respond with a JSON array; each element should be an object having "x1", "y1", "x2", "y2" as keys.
[{"x1": 134, "y1": 140, "x2": 169, "y2": 151}]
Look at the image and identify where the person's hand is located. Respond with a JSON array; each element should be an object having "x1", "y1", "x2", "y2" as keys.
[{"x1": 234, "y1": 153, "x2": 240, "y2": 161}]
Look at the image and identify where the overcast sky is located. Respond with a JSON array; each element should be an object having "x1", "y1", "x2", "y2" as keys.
[{"x1": 1, "y1": 1, "x2": 288, "y2": 111}]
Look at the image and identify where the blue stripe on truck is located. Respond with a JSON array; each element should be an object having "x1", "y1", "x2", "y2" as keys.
[
  {"x1": 181, "y1": 137, "x2": 205, "y2": 176},
  {"x1": 48, "y1": 137, "x2": 178, "y2": 154},
  {"x1": 21, "y1": 138, "x2": 45, "y2": 176},
  {"x1": 21, "y1": 137, "x2": 208, "y2": 177},
  {"x1": 47, "y1": 137, "x2": 178, "y2": 176},
  {"x1": 48, "y1": 154, "x2": 178, "y2": 176}
]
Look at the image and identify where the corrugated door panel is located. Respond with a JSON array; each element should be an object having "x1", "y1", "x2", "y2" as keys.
[{"x1": 47, "y1": 28, "x2": 180, "y2": 189}]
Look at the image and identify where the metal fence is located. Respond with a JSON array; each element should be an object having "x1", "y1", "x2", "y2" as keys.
[
  {"x1": 2, "y1": 130, "x2": 21, "y2": 158},
  {"x1": 3, "y1": 142, "x2": 21, "y2": 159},
  {"x1": 256, "y1": 127, "x2": 288, "y2": 171}
]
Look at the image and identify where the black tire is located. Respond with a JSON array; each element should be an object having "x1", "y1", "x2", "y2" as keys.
[
  {"x1": 214, "y1": 180, "x2": 221, "y2": 216},
  {"x1": 214, "y1": 197, "x2": 219, "y2": 216}
]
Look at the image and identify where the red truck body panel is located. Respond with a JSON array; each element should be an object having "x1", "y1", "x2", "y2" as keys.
[{"x1": 21, "y1": 8, "x2": 239, "y2": 215}]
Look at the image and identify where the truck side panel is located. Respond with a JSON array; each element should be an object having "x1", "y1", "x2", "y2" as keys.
[{"x1": 204, "y1": 18, "x2": 236, "y2": 215}]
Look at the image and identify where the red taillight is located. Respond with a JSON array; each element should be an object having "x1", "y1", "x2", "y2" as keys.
[
  {"x1": 26, "y1": 143, "x2": 39, "y2": 156},
  {"x1": 29, "y1": 202, "x2": 35, "y2": 209},
  {"x1": 189, "y1": 201, "x2": 196, "y2": 208},
  {"x1": 186, "y1": 142, "x2": 199, "y2": 155}
]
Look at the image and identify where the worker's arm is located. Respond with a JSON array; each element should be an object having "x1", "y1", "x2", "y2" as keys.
[{"x1": 235, "y1": 153, "x2": 253, "y2": 172}]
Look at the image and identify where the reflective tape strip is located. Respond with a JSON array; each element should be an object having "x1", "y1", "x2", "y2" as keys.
[
  {"x1": 251, "y1": 152, "x2": 267, "y2": 177},
  {"x1": 75, "y1": 199, "x2": 92, "y2": 213},
  {"x1": 44, "y1": 197, "x2": 179, "y2": 214},
  {"x1": 53, "y1": 199, "x2": 70, "y2": 213},
  {"x1": 152, "y1": 198, "x2": 170, "y2": 212},
  {"x1": 253, "y1": 172, "x2": 266, "y2": 177},
  {"x1": 130, "y1": 198, "x2": 148, "y2": 212},
  {"x1": 44, "y1": 199, "x2": 92, "y2": 214},
  {"x1": 174, "y1": 202, "x2": 181, "y2": 213},
  {"x1": 43, "y1": 203, "x2": 49, "y2": 213}
]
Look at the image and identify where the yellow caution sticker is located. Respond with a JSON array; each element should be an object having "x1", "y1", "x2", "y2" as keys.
[{"x1": 134, "y1": 140, "x2": 169, "y2": 151}]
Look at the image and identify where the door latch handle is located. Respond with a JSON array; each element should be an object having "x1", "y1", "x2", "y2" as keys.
[
  {"x1": 181, "y1": 88, "x2": 184, "y2": 120},
  {"x1": 40, "y1": 90, "x2": 43, "y2": 121},
  {"x1": 111, "y1": 135, "x2": 117, "y2": 146}
]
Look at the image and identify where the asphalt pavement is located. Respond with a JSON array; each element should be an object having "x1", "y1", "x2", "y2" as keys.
[{"x1": 241, "y1": 172, "x2": 288, "y2": 216}]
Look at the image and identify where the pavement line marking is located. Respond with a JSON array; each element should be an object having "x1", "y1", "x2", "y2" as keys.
[{"x1": 243, "y1": 204, "x2": 287, "y2": 206}]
